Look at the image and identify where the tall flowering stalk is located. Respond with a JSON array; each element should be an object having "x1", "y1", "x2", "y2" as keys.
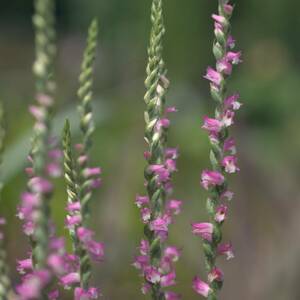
[
  {"x1": 134, "y1": 1, "x2": 182, "y2": 299},
  {"x1": 62, "y1": 120, "x2": 103, "y2": 299},
  {"x1": 16, "y1": 1, "x2": 67, "y2": 298},
  {"x1": 77, "y1": 19, "x2": 100, "y2": 222},
  {"x1": 192, "y1": 1, "x2": 241, "y2": 299},
  {"x1": 61, "y1": 20, "x2": 104, "y2": 299},
  {"x1": 0, "y1": 103, "x2": 11, "y2": 300},
  {"x1": 27, "y1": 0, "x2": 57, "y2": 267}
]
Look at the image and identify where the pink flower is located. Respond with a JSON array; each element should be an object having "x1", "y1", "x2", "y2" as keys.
[
  {"x1": 224, "y1": 93, "x2": 242, "y2": 110},
  {"x1": 22, "y1": 221, "x2": 35, "y2": 236},
  {"x1": 217, "y1": 58, "x2": 232, "y2": 75},
  {"x1": 201, "y1": 170, "x2": 224, "y2": 190},
  {"x1": 149, "y1": 164, "x2": 170, "y2": 183},
  {"x1": 156, "y1": 118, "x2": 170, "y2": 130},
  {"x1": 222, "y1": 155, "x2": 240, "y2": 173},
  {"x1": 78, "y1": 155, "x2": 88, "y2": 165},
  {"x1": 133, "y1": 255, "x2": 149, "y2": 270},
  {"x1": 217, "y1": 242, "x2": 234, "y2": 260},
  {"x1": 223, "y1": 137, "x2": 236, "y2": 154},
  {"x1": 29, "y1": 105, "x2": 45, "y2": 121},
  {"x1": 166, "y1": 200, "x2": 182, "y2": 215},
  {"x1": 214, "y1": 21, "x2": 223, "y2": 37},
  {"x1": 141, "y1": 207, "x2": 151, "y2": 223},
  {"x1": 221, "y1": 190, "x2": 234, "y2": 201},
  {"x1": 161, "y1": 271, "x2": 176, "y2": 287},
  {"x1": 16, "y1": 270, "x2": 50, "y2": 300},
  {"x1": 226, "y1": 51, "x2": 242, "y2": 65},
  {"x1": 192, "y1": 276, "x2": 211, "y2": 297},
  {"x1": 29, "y1": 177, "x2": 53, "y2": 194},
  {"x1": 191, "y1": 222, "x2": 213, "y2": 241},
  {"x1": 76, "y1": 227, "x2": 94, "y2": 243},
  {"x1": 150, "y1": 217, "x2": 169, "y2": 232},
  {"x1": 215, "y1": 204, "x2": 228, "y2": 223},
  {"x1": 62, "y1": 254, "x2": 80, "y2": 273},
  {"x1": 204, "y1": 67, "x2": 222, "y2": 86},
  {"x1": 221, "y1": 110, "x2": 235, "y2": 127},
  {"x1": 47, "y1": 254, "x2": 64, "y2": 274},
  {"x1": 227, "y1": 35, "x2": 235, "y2": 49},
  {"x1": 141, "y1": 283, "x2": 151, "y2": 295},
  {"x1": 211, "y1": 14, "x2": 226, "y2": 26},
  {"x1": 66, "y1": 201, "x2": 81, "y2": 212},
  {"x1": 83, "y1": 167, "x2": 102, "y2": 177},
  {"x1": 208, "y1": 267, "x2": 224, "y2": 282},
  {"x1": 66, "y1": 215, "x2": 82, "y2": 228},
  {"x1": 224, "y1": 4, "x2": 233, "y2": 15},
  {"x1": 165, "y1": 148, "x2": 179, "y2": 159},
  {"x1": 144, "y1": 266, "x2": 161, "y2": 284},
  {"x1": 144, "y1": 151, "x2": 151, "y2": 160},
  {"x1": 165, "y1": 159, "x2": 177, "y2": 173},
  {"x1": 164, "y1": 246, "x2": 181, "y2": 262},
  {"x1": 135, "y1": 195, "x2": 149, "y2": 208},
  {"x1": 17, "y1": 258, "x2": 33, "y2": 274},
  {"x1": 139, "y1": 240, "x2": 150, "y2": 256},
  {"x1": 18, "y1": 192, "x2": 39, "y2": 220},
  {"x1": 202, "y1": 116, "x2": 223, "y2": 133},
  {"x1": 76, "y1": 227, "x2": 104, "y2": 261},
  {"x1": 60, "y1": 272, "x2": 80, "y2": 288},
  {"x1": 165, "y1": 106, "x2": 178, "y2": 113},
  {"x1": 86, "y1": 240, "x2": 105, "y2": 261},
  {"x1": 89, "y1": 178, "x2": 102, "y2": 189},
  {"x1": 46, "y1": 162, "x2": 61, "y2": 178}
]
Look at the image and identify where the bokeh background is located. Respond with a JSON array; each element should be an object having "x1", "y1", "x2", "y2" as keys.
[{"x1": 0, "y1": 0, "x2": 300, "y2": 299}]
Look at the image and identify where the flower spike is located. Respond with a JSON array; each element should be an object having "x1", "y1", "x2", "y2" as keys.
[
  {"x1": 77, "y1": 18, "x2": 99, "y2": 222},
  {"x1": 134, "y1": 1, "x2": 181, "y2": 299},
  {"x1": 192, "y1": 0, "x2": 242, "y2": 298},
  {"x1": 62, "y1": 119, "x2": 103, "y2": 297}
]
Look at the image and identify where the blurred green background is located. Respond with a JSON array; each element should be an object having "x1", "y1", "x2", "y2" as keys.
[{"x1": 1, "y1": 0, "x2": 300, "y2": 299}]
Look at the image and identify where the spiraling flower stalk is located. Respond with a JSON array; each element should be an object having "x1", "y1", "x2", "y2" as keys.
[
  {"x1": 77, "y1": 19, "x2": 99, "y2": 222},
  {"x1": 192, "y1": 1, "x2": 242, "y2": 299},
  {"x1": 0, "y1": 103, "x2": 11, "y2": 300},
  {"x1": 30, "y1": 0, "x2": 57, "y2": 269},
  {"x1": 62, "y1": 119, "x2": 103, "y2": 299},
  {"x1": 62, "y1": 120, "x2": 89, "y2": 286},
  {"x1": 134, "y1": 1, "x2": 182, "y2": 300},
  {"x1": 16, "y1": 1, "x2": 67, "y2": 299}
]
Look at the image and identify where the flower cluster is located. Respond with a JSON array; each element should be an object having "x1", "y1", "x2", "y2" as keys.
[
  {"x1": 134, "y1": 240, "x2": 181, "y2": 300},
  {"x1": 16, "y1": 234, "x2": 66, "y2": 300},
  {"x1": 62, "y1": 120, "x2": 104, "y2": 299},
  {"x1": 16, "y1": 132, "x2": 64, "y2": 299},
  {"x1": 17, "y1": 138, "x2": 62, "y2": 237},
  {"x1": 18, "y1": 135, "x2": 62, "y2": 237},
  {"x1": 135, "y1": 1, "x2": 183, "y2": 298},
  {"x1": 135, "y1": 144, "x2": 182, "y2": 300},
  {"x1": 192, "y1": 1, "x2": 241, "y2": 298}
]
